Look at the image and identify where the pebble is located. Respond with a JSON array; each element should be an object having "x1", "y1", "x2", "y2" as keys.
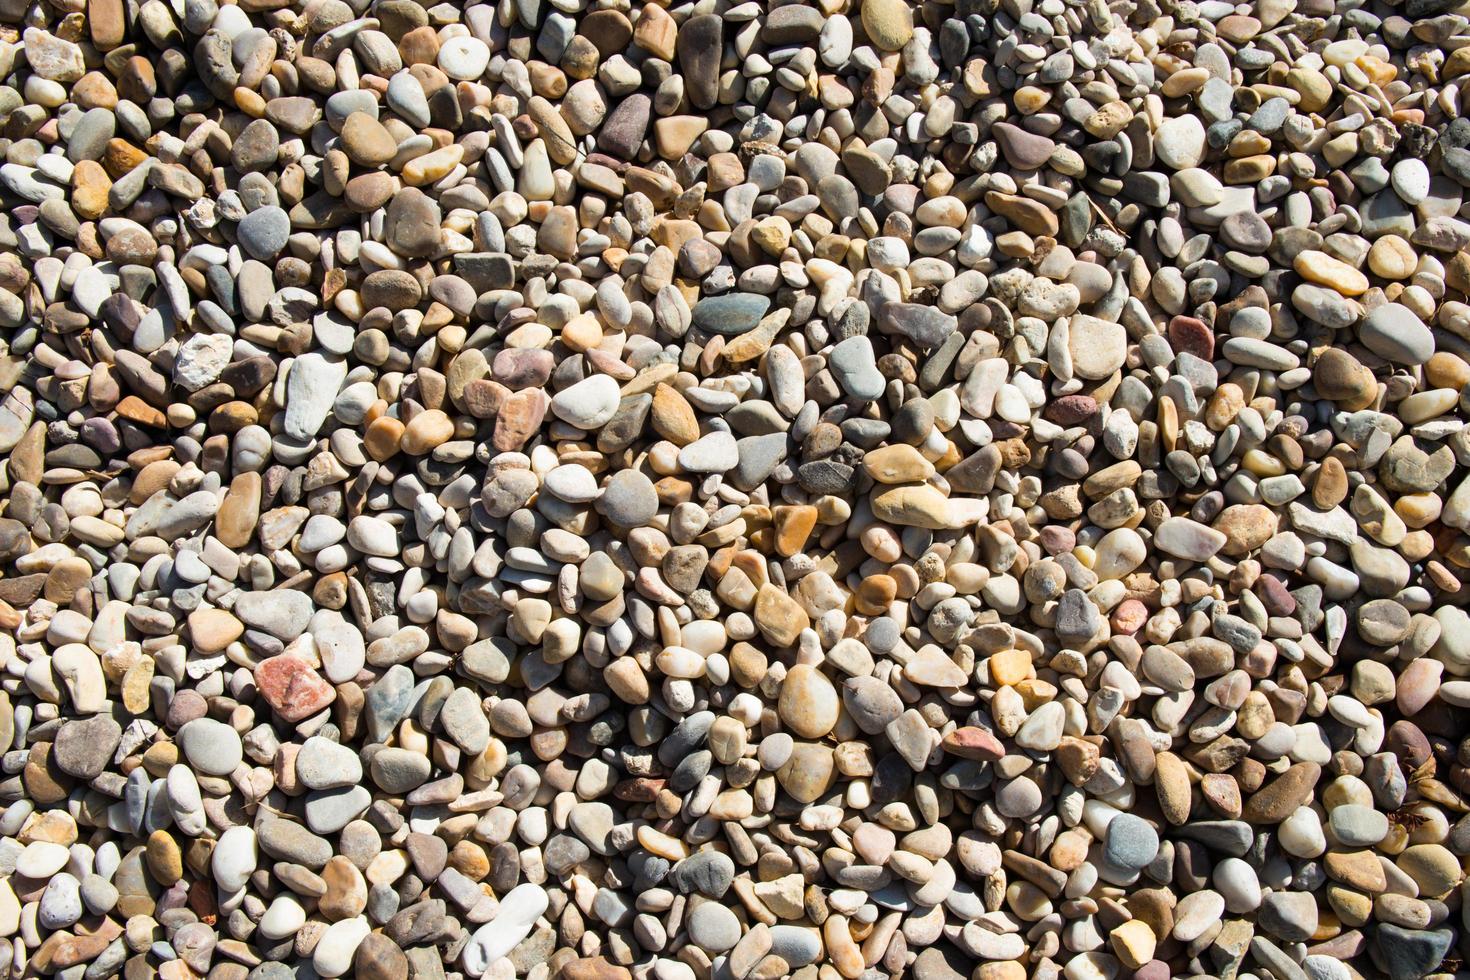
[
  {"x1": 465, "y1": 885, "x2": 548, "y2": 974},
  {"x1": 1359, "y1": 303, "x2": 1436, "y2": 364},
  {"x1": 175, "y1": 718, "x2": 243, "y2": 776}
]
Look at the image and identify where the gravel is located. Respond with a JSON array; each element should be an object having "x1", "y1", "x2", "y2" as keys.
[{"x1": 0, "y1": 0, "x2": 1469, "y2": 979}]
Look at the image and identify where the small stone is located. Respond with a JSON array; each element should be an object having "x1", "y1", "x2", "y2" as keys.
[
  {"x1": 1104, "y1": 813, "x2": 1160, "y2": 871},
  {"x1": 1155, "y1": 115, "x2": 1207, "y2": 169},
  {"x1": 778, "y1": 665, "x2": 839, "y2": 738},
  {"x1": 1359, "y1": 303, "x2": 1435, "y2": 364},
  {"x1": 860, "y1": 0, "x2": 913, "y2": 50},
  {"x1": 176, "y1": 718, "x2": 243, "y2": 776},
  {"x1": 686, "y1": 903, "x2": 741, "y2": 952}
]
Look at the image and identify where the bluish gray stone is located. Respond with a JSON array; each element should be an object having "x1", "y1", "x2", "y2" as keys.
[
  {"x1": 879, "y1": 302, "x2": 956, "y2": 347},
  {"x1": 692, "y1": 293, "x2": 771, "y2": 335},
  {"x1": 1359, "y1": 303, "x2": 1434, "y2": 364},
  {"x1": 828, "y1": 336, "x2": 885, "y2": 400},
  {"x1": 236, "y1": 206, "x2": 291, "y2": 260},
  {"x1": 1104, "y1": 813, "x2": 1159, "y2": 870},
  {"x1": 669, "y1": 851, "x2": 735, "y2": 898},
  {"x1": 1374, "y1": 925, "x2": 1453, "y2": 980},
  {"x1": 364, "y1": 664, "x2": 416, "y2": 743}
]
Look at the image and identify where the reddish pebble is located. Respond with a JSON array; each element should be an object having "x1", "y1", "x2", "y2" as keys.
[
  {"x1": 492, "y1": 348, "x2": 556, "y2": 389},
  {"x1": 1044, "y1": 393, "x2": 1099, "y2": 425},
  {"x1": 1168, "y1": 314, "x2": 1215, "y2": 360},
  {"x1": 942, "y1": 726, "x2": 1006, "y2": 761},
  {"x1": 254, "y1": 656, "x2": 336, "y2": 722},
  {"x1": 1110, "y1": 599, "x2": 1149, "y2": 635},
  {"x1": 1133, "y1": 961, "x2": 1170, "y2": 980},
  {"x1": 1255, "y1": 573, "x2": 1295, "y2": 615},
  {"x1": 1038, "y1": 525, "x2": 1076, "y2": 555}
]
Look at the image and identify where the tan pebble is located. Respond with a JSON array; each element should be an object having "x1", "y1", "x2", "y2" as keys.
[
  {"x1": 778, "y1": 664, "x2": 839, "y2": 739},
  {"x1": 870, "y1": 483, "x2": 953, "y2": 530},
  {"x1": 401, "y1": 409, "x2": 454, "y2": 454},
  {"x1": 560, "y1": 312, "x2": 604, "y2": 353},
  {"x1": 145, "y1": 830, "x2": 183, "y2": 885},
  {"x1": 188, "y1": 608, "x2": 244, "y2": 654},
  {"x1": 823, "y1": 916, "x2": 865, "y2": 979},
  {"x1": 855, "y1": 575, "x2": 897, "y2": 616},
  {"x1": 1368, "y1": 235, "x2": 1417, "y2": 279},
  {"x1": 1396, "y1": 844, "x2": 1463, "y2": 899},
  {"x1": 772, "y1": 505, "x2": 817, "y2": 557},
  {"x1": 753, "y1": 584, "x2": 810, "y2": 647},
  {"x1": 1427, "y1": 352, "x2": 1470, "y2": 390},
  {"x1": 1110, "y1": 919, "x2": 1156, "y2": 969},
  {"x1": 1161, "y1": 67, "x2": 1208, "y2": 97},
  {"x1": 1327, "y1": 883, "x2": 1372, "y2": 927},
  {"x1": 1324, "y1": 850, "x2": 1387, "y2": 892},
  {"x1": 650, "y1": 384, "x2": 700, "y2": 446},
  {"x1": 1153, "y1": 751, "x2": 1192, "y2": 824},
  {"x1": 860, "y1": 0, "x2": 913, "y2": 51},
  {"x1": 1313, "y1": 457, "x2": 1349, "y2": 509},
  {"x1": 364, "y1": 417, "x2": 405, "y2": 460}
]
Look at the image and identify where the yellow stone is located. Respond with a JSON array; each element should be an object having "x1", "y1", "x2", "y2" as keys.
[
  {"x1": 636, "y1": 825, "x2": 689, "y2": 860},
  {"x1": 234, "y1": 87, "x2": 267, "y2": 116},
  {"x1": 1204, "y1": 382, "x2": 1245, "y2": 430},
  {"x1": 976, "y1": 964, "x2": 1026, "y2": 980},
  {"x1": 1083, "y1": 101, "x2": 1133, "y2": 139},
  {"x1": 633, "y1": 3, "x2": 676, "y2": 59},
  {"x1": 653, "y1": 116, "x2": 707, "y2": 158},
  {"x1": 1012, "y1": 86, "x2": 1049, "y2": 113},
  {"x1": 989, "y1": 649, "x2": 1031, "y2": 686},
  {"x1": 401, "y1": 144, "x2": 464, "y2": 186},
  {"x1": 870, "y1": 483, "x2": 952, "y2": 529},
  {"x1": 778, "y1": 664, "x2": 839, "y2": 739},
  {"x1": 70, "y1": 160, "x2": 111, "y2": 220},
  {"x1": 777, "y1": 742, "x2": 835, "y2": 803},
  {"x1": 1110, "y1": 919, "x2": 1156, "y2": 969},
  {"x1": 753, "y1": 874, "x2": 805, "y2": 919},
  {"x1": 1427, "y1": 352, "x2": 1470, "y2": 390},
  {"x1": 860, "y1": 0, "x2": 913, "y2": 51},
  {"x1": 1396, "y1": 844, "x2": 1464, "y2": 899},
  {"x1": 721, "y1": 312, "x2": 784, "y2": 362},
  {"x1": 1294, "y1": 249, "x2": 1369, "y2": 296},
  {"x1": 824, "y1": 915, "x2": 864, "y2": 979},
  {"x1": 18, "y1": 810, "x2": 77, "y2": 845},
  {"x1": 772, "y1": 505, "x2": 817, "y2": 557},
  {"x1": 753, "y1": 584, "x2": 810, "y2": 648},
  {"x1": 862, "y1": 444, "x2": 934, "y2": 484},
  {"x1": 1324, "y1": 849, "x2": 1387, "y2": 893},
  {"x1": 1227, "y1": 130, "x2": 1271, "y2": 156},
  {"x1": 650, "y1": 383, "x2": 699, "y2": 446},
  {"x1": 0, "y1": 880, "x2": 19, "y2": 935},
  {"x1": 1356, "y1": 54, "x2": 1396, "y2": 86},
  {"x1": 560, "y1": 312, "x2": 603, "y2": 352},
  {"x1": 1395, "y1": 493, "x2": 1441, "y2": 528},
  {"x1": 1446, "y1": 46, "x2": 1470, "y2": 81},
  {"x1": 1223, "y1": 154, "x2": 1276, "y2": 183},
  {"x1": 1326, "y1": 884, "x2": 1372, "y2": 927},
  {"x1": 146, "y1": 830, "x2": 183, "y2": 884},
  {"x1": 400, "y1": 409, "x2": 454, "y2": 454},
  {"x1": 751, "y1": 217, "x2": 792, "y2": 256},
  {"x1": 1161, "y1": 67, "x2": 1208, "y2": 97},
  {"x1": 1285, "y1": 67, "x2": 1332, "y2": 112},
  {"x1": 122, "y1": 655, "x2": 154, "y2": 714}
]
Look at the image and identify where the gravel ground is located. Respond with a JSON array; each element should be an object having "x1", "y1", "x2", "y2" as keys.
[{"x1": 0, "y1": 0, "x2": 1469, "y2": 978}]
